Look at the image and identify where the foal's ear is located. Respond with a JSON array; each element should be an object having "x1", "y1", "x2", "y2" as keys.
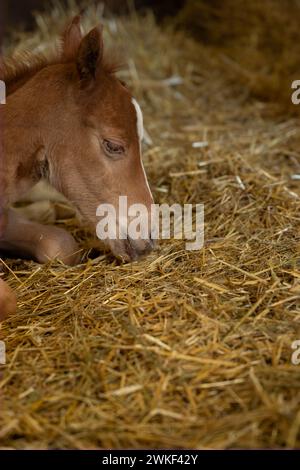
[
  {"x1": 77, "y1": 25, "x2": 104, "y2": 81},
  {"x1": 62, "y1": 16, "x2": 83, "y2": 61}
]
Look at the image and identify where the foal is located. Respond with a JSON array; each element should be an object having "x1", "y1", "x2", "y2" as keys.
[{"x1": 0, "y1": 17, "x2": 154, "y2": 318}]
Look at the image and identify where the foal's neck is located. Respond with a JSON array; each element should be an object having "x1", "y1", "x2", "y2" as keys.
[
  {"x1": 2, "y1": 101, "x2": 45, "y2": 205},
  {"x1": 1, "y1": 64, "x2": 74, "y2": 206}
]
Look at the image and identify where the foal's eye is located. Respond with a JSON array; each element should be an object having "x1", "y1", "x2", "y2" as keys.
[{"x1": 102, "y1": 139, "x2": 125, "y2": 157}]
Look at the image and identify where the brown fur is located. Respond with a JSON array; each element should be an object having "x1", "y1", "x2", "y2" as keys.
[
  {"x1": 1, "y1": 16, "x2": 123, "y2": 96},
  {"x1": 0, "y1": 16, "x2": 154, "y2": 319}
]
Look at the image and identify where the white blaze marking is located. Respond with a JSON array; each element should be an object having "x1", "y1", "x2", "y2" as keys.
[
  {"x1": 131, "y1": 97, "x2": 144, "y2": 142},
  {"x1": 131, "y1": 97, "x2": 153, "y2": 200}
]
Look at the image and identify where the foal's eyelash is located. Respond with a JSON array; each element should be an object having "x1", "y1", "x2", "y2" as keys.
[{"x1": 102, "y1": 139, "x2": 125, "y2": 157}]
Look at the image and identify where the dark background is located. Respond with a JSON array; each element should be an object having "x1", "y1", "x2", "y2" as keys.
[
  {"x1": 1, "y1": 0, "x2": 185, "y2": 32},
  {"x1": 1, "y1": 0, "x2": 299, "y2": 116}
]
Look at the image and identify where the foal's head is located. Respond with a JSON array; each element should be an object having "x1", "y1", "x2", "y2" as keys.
[{"x1": 11, "y1": 17, "x2": 155, "y2": 261}]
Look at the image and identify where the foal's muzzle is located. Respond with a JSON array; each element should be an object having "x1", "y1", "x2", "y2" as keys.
[
  {"x1": 109, "y1": 234, "x2": 155, "y2": 262},
  {"x1": 123, "y1": 235, "x2": 155, "y2": 261}
]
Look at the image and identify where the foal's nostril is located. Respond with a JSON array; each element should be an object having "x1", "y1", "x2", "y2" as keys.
[
  {"x1": 147, "y1": 238, "x2": 155, "y2": 250},
  {"x1": 150, "y1": 236, "x2": 156, "y2": 248},
  {"x1": 123, "y1": 235, "x2": 155, "y2": 261},
  {"x1": 124, "y1": 236, "x2": 138, "y2": 261},
  {"x1": 143, "y1": 238, "x2": 156, "y2": 254},
  {"x1": 149, "y1": 232, "x2": 156, "y2": 249}
]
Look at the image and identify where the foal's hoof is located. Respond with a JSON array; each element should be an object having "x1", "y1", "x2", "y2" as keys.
[
  {"x1": 35, "y1": 228, "x2": 80, "y2": 266},
  {"x1": 0, "y1": 279, "x2": 17, "y2": 321}
]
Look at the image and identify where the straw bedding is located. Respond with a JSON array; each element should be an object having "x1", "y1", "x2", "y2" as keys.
[{"x1": 0, "y1": 1, "x2": 300, "y2": 449}]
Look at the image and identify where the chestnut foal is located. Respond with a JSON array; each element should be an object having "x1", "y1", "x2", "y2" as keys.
[{"x1": 0, "y1": 17, "x2": 154, "y2": 318}]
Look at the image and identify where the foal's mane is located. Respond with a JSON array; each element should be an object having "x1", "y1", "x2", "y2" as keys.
[
  {"x1": 1, "y1": 39, "x2": 123, "y2": 96},
  {"x1": 0, "y1": 49, "x2": 61, "y2": 95}
]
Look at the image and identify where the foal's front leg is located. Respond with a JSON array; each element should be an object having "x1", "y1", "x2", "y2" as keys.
[{"x1": 0, "y1": 209, "x2": 80, "y2": 265}]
